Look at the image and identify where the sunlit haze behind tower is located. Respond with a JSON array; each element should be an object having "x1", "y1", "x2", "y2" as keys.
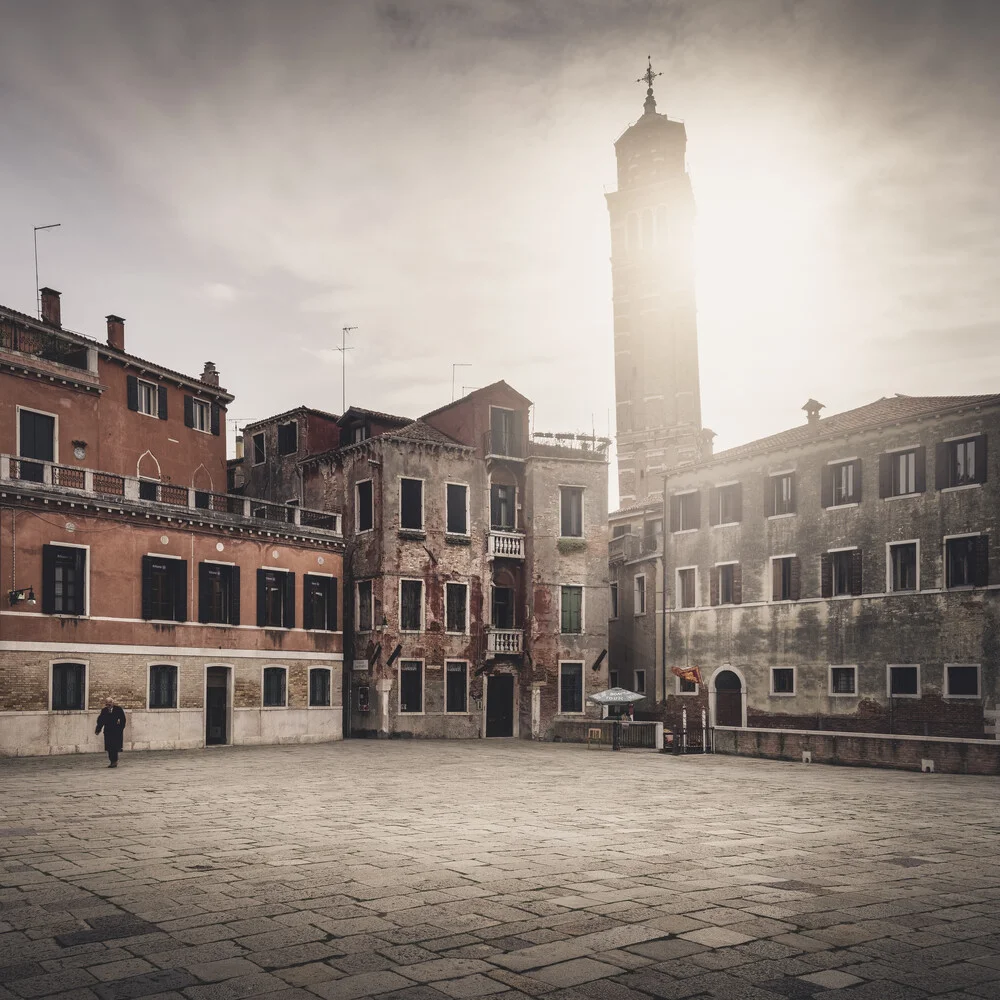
[{"x1": 2, "y1": 0, "x2": 999, "y2": 510}]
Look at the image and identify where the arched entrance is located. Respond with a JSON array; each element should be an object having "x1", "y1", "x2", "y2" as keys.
[{"x1": 714, "y1": 669, "x2": 744, "y2": 728}]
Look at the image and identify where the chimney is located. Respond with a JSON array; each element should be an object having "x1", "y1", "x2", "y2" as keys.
[
  {"x1": 201, "y1": 361, "x2": 220, "y2": 387},
  {"x1": 106, "y1": 315, "x2": 125, "y2": 351},
  {"x1": 40, "y1": 288, "x2": 61, "y2": 327},
  {"x1": 235, "y1": 434, "x2": 244, "y2": 460},
  {"x1": 803, "y1": 398, "x2": 825, "y2": 426},
  {"x1": 700, "y1": 427, "x2": 717, "y2": 458}
]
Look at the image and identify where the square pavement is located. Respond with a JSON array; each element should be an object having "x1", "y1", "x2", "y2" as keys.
[{"x1": 1, "y1": 740, "x2": 999, "y2": 999}]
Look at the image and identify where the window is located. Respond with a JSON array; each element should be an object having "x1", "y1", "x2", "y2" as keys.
[
  {"x1": 561, "y1": 586, "x2": 583, "y2": 633},
  {"x1": 492, "y1": 586, "x2": 515, "y2": 629},
  {"x1": 309, "y1": 668, "x2": 331, "y2": 707},
  {"x1": 399, "y1": 660, "x2": 423, "y2": 713},
  {"x1": 888, "y1": 665, "x2": 919, "y2": 698},
  {"x1": 669, "y1": 491, "x2": 700, "y2": 532},
  {"x1": 711, "y1": 563, "x2": 741, "y2": 606},
  {"x1": 491, "y1": 483, "x2": 515, "y2": 530},
  {"x1": 127, "y1": 376, "x2": 166, "y2": 419},
  {"x1": 634, "y1": 575, "x2": 646, "y2": 615},
  {"x1": 489, "y1": 407, "x2": 519, "y2": 457},
  {"x1": 356, "y1": 580, "x2": 373, "y2": 632},
  {"x1": 711, "y1": 483, "x2": 742, "y2": 525},
  {"x1": 51, "y1": 662, "x2": 85, "y2": 711},
  {"x1": 149, "y1": 665, "x2": 178, "y2": 709},
  {"x1": 263, "y1": 667, "x2": 287, "y2": 707},
  {"x1": 829, "y1": 665, "x2": 857, "y2": 696},
  {"x1": 257, "y1": 570, "x2": 294, "y2": 628},
  {"x1": 634, "y1": 669, "x2": 646, "y2": 695},
  {"x1": 612, "y1": 523, "x2": 631, "y2": 538},
  {"x1": 356, "y1": 480, "x2": 374, "y2": 533},
  {"x1": 772, "y1": 556, "x2": 800, "y2": 601},
  {"x1": 252, "y1": 432, "x2": 265, "y2": 465},
  {"x1": 184, "y1": 397, "x2": 211, "y2": 433},
  {"x1": 822, "y1": 549, "x2": 862, "y2": 598},
  {"x1": 446, "y1": 661, "x2": 468, "y2": 713},
  {"x1": 771, "y1": 667, "x2": 795, "y2": 695},
  {"x1": 446, "y1": 483, "x2": 469, "y2": 535},
  {"x1": 198, "y1": 563, "x2": 240, "y2": 625},
  {"x1": 769, "y1": 472, "x2": 795, "y2": 516},
  {"x1": 17, "y1": 407, "x2": 55, "y2": 481},
  {"x1": 304, "y1": 575, "x2": 338, "y2": 631},
  {"x1": 142, "y1": 556, "x2": 187, "y2": 622},
  {"x1": 677, "y1": 568, "x2": 696, "y2": 609},
  {"x1": 400, "y1": 478, "x2": 424, "y2": 531},
  {"x1": 945, "y1": 664, "x2": 980, "y2": 699},
  {"x1": 400, "y1": 579, "x2": 423, "y2": 631},
  {"x1": 946, "y1": 535, "x2": 988, "y2": 588},
  {"x1": 609, "y1": 582, "x2": 619, "y2": 619},
  {"x1": 678, "y1": 674, "x2": 697, "y2": 694},
  {"x1": 42, "y1": 545, "x2": 86, "y2": 616},
  {"x1": 559, "y1": 662, "x2": 584, "y2": 713},
  {"x1": 277, "y1": 422, "x2": 298, "y2": 456},
  {"x1": 139, "y1": 479, "x2": 159, "y2": 501},
  {"x1": 888, "y1": 542, "x2": 918, "y2": 592},
  {"x1": 880, "y1": 448, "x2": 924, "y2": 498},
  {"x1": 610, "y1": 669, "x2": 619, "y2": 687},
  {"x1": 349, "y1": 423, "x2": 369, "y2": 444},
  {"x1": 823, "y1": 459, "x2": 861, "y2": 507},
  {"x1": 937, "y1": 436, "x2": 986, "y2": 489},
  {"x1": 560, "y1": 487, "x2": 584, "y2": 537},
  {"x1": 446, "y1": 582, "x2": 468, "y2": 633}
]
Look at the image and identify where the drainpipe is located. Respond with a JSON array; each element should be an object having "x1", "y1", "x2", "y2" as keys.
[{"x1": 661, "y1": 473, "x2": 668, "y2": 707}]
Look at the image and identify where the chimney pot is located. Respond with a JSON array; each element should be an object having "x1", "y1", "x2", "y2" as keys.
[
  {"x1": 106, "y1": 315, "x2": 125, "y2": 351},
  {"x1": 802, "y1": 398, "x2": 825, "y2": 426},
  {"x1": 40, "y1": 288, "x2": 61, "y2": 327},
  {"x1": 201, "y1": 361, "x2": 220, "y2": 387}
]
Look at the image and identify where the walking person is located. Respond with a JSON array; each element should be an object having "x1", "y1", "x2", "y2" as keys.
[{"x1": 96, "y1": 697, "x2": 126, "y2": 768}]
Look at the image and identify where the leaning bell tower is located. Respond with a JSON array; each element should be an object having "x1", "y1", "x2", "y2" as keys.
[{"x1": 607, "y1": 59, "x2": 702, "y2": 506}]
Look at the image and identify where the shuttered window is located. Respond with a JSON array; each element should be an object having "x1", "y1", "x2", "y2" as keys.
[
  {"x1": 198, "y1": 563, "x2": 240, "y2": 625},
  {"x1": 560, "y1": 487, "x2": 584, "y2": 537},
  {"x1": 445, "y1": 583, "x2": 468, "y2": 633},
  {"x1": 277, "y1": 422, "x2": 298, "y2": 455},
  {"x1": 142, "y1": 556, "x2": 187, "y2": 622},
  {"x1": 936, "y1": 436, "x2": 987, "y2": 489},
  {"x1": 769, "y1": 473, "x2": 795, "y2": 516},
  {"x1": 42, "y1": 545, "x2": 86, "y2": 616},
  {"x1": 823, "y1": 550, "x2": 863, "y2": 597},
  {"x1": 823, "y1": 460, "x2": 861, "y2": 507},
  {"x1": 356, "y1": 580, "x2": 373, "y2": 632},
  {"x1": 303, "y1": 575, "x2": 337, "y2": 631},
  {"x1": 772, "y1": 556, "x2": 801, "y2": 601},
  {"x1": 710, "y1": 484, "x2": 742, "y2": 525},
  {"x1": 400, "y1": 479, "x2": 423, "y2": 531},
  {"x1": 559, "y1": 662, "x2": 584, "y2": 713},
  {"x1": 257, "y1": 570, "x2": 295, "y2": 628},
  {"x1": 400, "y1": 579, "x2": 423, "y2": 631},
  {"x1": 946, "y1": 536, "x2": 988, "y2": 588},
  {"x1": 669, "y1": 492, "x2": 700, "y2": 532},
  {"x1": 446, "y1": 483, "x2": 469, "y2": 534},
  {"x1": 879, "y1": 448, "x2": 925, "y2": 498},
  {"x1": 560, "y1": 586, "x2": 583, "y2": 633},
  {"x1": 711, "y1": 564, "x2": 742, "y2": 606}
]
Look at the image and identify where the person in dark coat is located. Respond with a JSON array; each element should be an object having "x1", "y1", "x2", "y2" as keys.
[{"x1": 96, "y1": 697, "x2": 126, "y2": 768}]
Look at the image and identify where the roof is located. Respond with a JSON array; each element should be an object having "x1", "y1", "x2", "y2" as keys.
[
  {"x1": 337, "y1": 405, "x2": 411, "y2": 428},
  {"x1": 610, "y1": 493, "x2": 663, "y2": 519},
  {"x1": 386, "y1": 420, "x2": 469, "y2": 449},
  {"x1": 419, "y1": 380, "x2": 532, "y2": 421},
  {"x1": 0, "y1": 302, "x2": 235, "y2": 402},
  {"x1": 712, "y1": 394, "x2": 1000, "y2": 466},
  {"x1": 242, "y1": 405, "x2": 340, "y2": 431}
]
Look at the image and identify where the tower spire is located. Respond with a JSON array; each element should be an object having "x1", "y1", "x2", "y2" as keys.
[{"x1": 637, "y1": 56, "x2": 661, "y2": 115}]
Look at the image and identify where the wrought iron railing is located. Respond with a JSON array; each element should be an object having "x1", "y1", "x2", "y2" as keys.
[{"x1": 0, "y1": 315, "x2": 92, "y2": 371}]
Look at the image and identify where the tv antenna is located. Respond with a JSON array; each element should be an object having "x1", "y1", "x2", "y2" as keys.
[
  {"x1": 336, "y1": 326, "x2": 357, "y2": 413},
  {"x1": 452, "y1": 363, "x2": 471, "y2": 401},
  {"x1": 33, "y1": 223, "x2": 61, "y2": 318}
]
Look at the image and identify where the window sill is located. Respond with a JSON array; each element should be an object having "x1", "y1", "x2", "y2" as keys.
[
  {"x1": 672, "y1": 528, "x2": 699, "y2": 535},
  {"x1": 769, "y1": 692, "x2": 795, "y2": 698},
  {"x1": 399, "y1": 711, "x2": 425, "y2": 716},
  {"x1": 261, "y1": 705, "x2": 289, "y2": 710},
  {"x1": 308, "y1": 704, "x2": 334, "y2": 709},
  {"x1": 398, "y1": 529, "x2": 426, "y2": 541},
  {"x1": 399, "y1": 629, "x2": 423, "y2": 635},
  {"x1": 444, "y1": 630, "x2": 470, "y2": 636},
  {"x1": 944, "y1": 694, "x2": 981, "y2": 700},
  {"x1": 887, "y1": 693, "x2": 920, "y2": 700},
  {"x1": 711, "y1": 521, "x2": 741, "y2": 529},
  {"x1": 675, "y1": 689, "x2": 700, "y2": 696},
  {"x1": 767, "y1": 512, "x2": 796, "y2": 520},
  {"x1": 825, "y1": 502, "x2": 859, "y2": 510},
  {"x1": 828, "y1": 692, "x2": 858, "y2": 698},
  {"x1": 883, "y1": 492, "x2": 922, "y2": 502},
  {"x1": 941, "y1": 483, "x2": 982, "y2": 493},
  {"x1": 445, "y1": 534, "x2": 471, "y2": 546}
]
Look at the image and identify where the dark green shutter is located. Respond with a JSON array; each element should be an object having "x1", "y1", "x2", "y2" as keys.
[
  {"x1": 157, "y1": 385, "x2": 168, "y2": 420},
  {"x1": 198, "y1": 563, "x2": 211, "y2": 623},
  {"x1": 126, "y1": 375, "x2": 139, "y2": 412},
  {"x1": 211, "y1": 404, "x2": 221, "y2": 436},
  {"x1": 820, "y1": 553, "x2": 832, "y2": 598},
  {"x1": 303, "y1": 576, "x2": 314, "y2": 630},
  {"x1": 184, "y1": 395, "x2": 194, "y2": 428},
  {"x1": 821, "y1": 465, "x2": 833, "y2": 507},
  {"x1": 974, "y1": 434, "x2": 987, "y2": 484},
  {"x1": 914, "y1": 446, "x2": 927, "y2": 493},
  {"x1": 141, "y1": 556, "x2": 154, "y2": 619},
  {"x1": 975, "y1": 535, "x2": 990, "y2": 586},
  {"x1": 284, "y1": 572, "x2": 295, "y2": 628},
  {"x1": 173, "y1": 559, "x2": 187, "y2": 622},
  {"x1": 708, "y1": 488, "x2": 719, "y2": 526},
  {"x1": 878, "y1": 453, "x2": 891, "y2": 498},
  {"x1": 257, "y1": 569, "x2": 267, "y2": 627},
  {"x1": 935, "y1": 442, "x2": 949, "y2": 489},
  {"x1": 329, "y1": 579, "x2": 338, "y2": 632},
  {"x1": 790, "y1": 556, "x2": 801, "y2": 601},
  {"x1": 41, "y1": 545, "x2": 57, "y2": 614},
  {"x1": 850, "y1": 549, "x2": 863, "y2": 596},
  {"x1": 230, "y1": 566, "x2": 241, "y2": 625},
  {"x1": 852, "y1": 460, "x2": 862, "y2": 503}
]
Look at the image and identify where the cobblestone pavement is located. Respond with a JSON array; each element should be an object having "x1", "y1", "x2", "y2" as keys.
[{"x1": 2, "y1": 742, "x2": 1000, "y2": 1000}]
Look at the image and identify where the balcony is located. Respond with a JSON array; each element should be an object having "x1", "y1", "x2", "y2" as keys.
[
  {"x1": 0, "y1": 455, "x2": 342, "y2": 537},
  {"x1": 609, "y1": 533, "x2": 638, "y2": 563},
  {"x1": 483, "y1": 430, "x2": 525, "y2": 461},
  {"x1": 487, "y1": 628, "x2": 523, "y2": 654},
  {"x1": 489, "y1": 530, "x2": 524, "y2": 559}
]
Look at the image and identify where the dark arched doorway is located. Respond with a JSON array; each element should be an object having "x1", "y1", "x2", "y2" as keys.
[{"x1": 715, "y1": 670, "x2": 743, "y2": 727}]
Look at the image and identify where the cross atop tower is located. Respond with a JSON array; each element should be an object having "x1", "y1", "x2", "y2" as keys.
[{"x1": 636, "y1": 56, "x2": 661, "y2": 115}]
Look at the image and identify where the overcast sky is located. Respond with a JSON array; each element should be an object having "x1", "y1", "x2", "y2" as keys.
[{"x1": 2, "y1": 0, "x2": 999, "y2": 507}]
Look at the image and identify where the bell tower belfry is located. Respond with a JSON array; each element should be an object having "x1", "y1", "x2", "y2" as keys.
[{"x1": 607, "y1": 59, "x2": 702, "y2": 506}]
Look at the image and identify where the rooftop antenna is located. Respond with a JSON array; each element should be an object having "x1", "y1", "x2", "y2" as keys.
[
  {"x1": 336, "y1": 326, "x2": 357, "y2": 413},
  {"x1": 452, "y1": 363, "x2": 471, "y2": 401},
  {"x1": 33, "y1": 223, "x2": 61, "y2": 318}
]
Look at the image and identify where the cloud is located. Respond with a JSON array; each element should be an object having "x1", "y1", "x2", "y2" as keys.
[{"x1": 201, "y1": 282, "x2": 239, "y2": 302}]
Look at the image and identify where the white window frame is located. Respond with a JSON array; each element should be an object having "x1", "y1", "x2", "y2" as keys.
[
  {"x1": 943, "y1": 533, "x2": 982, "y2": 590},
  {"x1": 251, "y1": 431, "x2": 266, "y2": 466},
  {"x1": 769, "y1": 666, "x2": 796, "y2": 697},
  {"x1": 886, "y1": 539, "x2": 920, "y2": 593},
  {"x1": 558, "y1": 485, "x2": 585, "y2": 539},
  {"x1": 713, "y1": 480, "x2": 741, "y2": 527},
  {"x1": 941, "y1": 435, "x2": 983, "y2": 491},
  {"x1": 886, "y1": 664, "x2": 921, "y2": 699},
  {"x1": 675, "y1": 673, "x2": 699, "y2": 696},
  {"x1": 673, "y1": 489, "x2": 699, "y2": 533},
  {"x1": 634, "y1": 574, "x2": 646, "y2": 616},
  {"x1": 445, "y1": 481, "x2": 471, "y2": 537},
  {"x1": 559, "y1": 584, "x2": 585, "y2": 634},
  {"x1": 828, "y1": 546, "x2": 858, "y2": 598},
  {"x1": 136, "y1": 378, "x2": 159, "y2": 418},
  {"x1": 770, "y1": 553, "x2": 797, "y2": 603},
  {"x1": 826, "y1": 456, "x2": 860, "y2": 508},
  {"x1": 398, "y1": 658, "x2": 425, "y2": 715},
  {"x1": 944, "y1": 663, "x2": 981, "y2": 700},
  {"x1": 146, "y1": 662, "x2": 180, "y2": 710},
  {"x1": 558, "y1": 660, "x2": 586, "y2": 715},
  {"x1": 634, "y1": 669, "x2": 646, "y2": 695},
  {"x1": 15, "y1": 405, "x2": 60, "y2": 465},
  {"x1": 768, "y1": 469, "x2": 795, "y2": 519},
  {"x1": 189, "y1": 399, "x2": 211, "y2": 434},
  {"x1": 445, "y1": 581, "x2": 470, "y2": 635},
  {"x1": 675, "y1": 566, "x2": 698, "y2": 610},
  {"x1": 399, "y1": 577, "x2": 425, "y2": 633},
  {"x1": 261, "y1": 665, "x2": 288, "y2": 708},
  {"x1": 398, "y1": 476, "x2": 425, "y2": 532},
  {"x1": 355, "y1": 579, "x2": 374, "y2": 633},
  {"x1": 609, "y1": 582, "x2": 619, "y2": 620},
  {"x1": 49, "y1": 659, "x2": 89, "y2": 713},
  {"x1": 883, "y1": 444, "x2": 921, "y2": 499},
  {"x1": 355, "y1": 478, "x2": 374, "y2": 534},
  {"x1": 308, "y1": 666, "x2": 333, "y2": 708},
  {"x1": 715, "y1": 560, "x2": 739, "y2": 605},
  {"x1": 444, "y1": 660, "x2": 470, "y2": 714},
  {"x1": 828, "y1": 664, "x2": 858, "y2": 698},
  {"x1": 47, "y1": 541, "x2": 91, "y2": 618}
]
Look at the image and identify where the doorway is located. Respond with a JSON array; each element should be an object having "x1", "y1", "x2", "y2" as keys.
[
  {"x1": 206, "y1": 666, "x2": 230, "y2": 745},
  {"x1": 18, "y1": 408, "x2": 55, "y2": 483},
  {"x1": 485, "y1": 673, "x2": 514, "y2": 737},
  {"x1": 715, "y1": 669, "x2": 744, "y2": 727}
]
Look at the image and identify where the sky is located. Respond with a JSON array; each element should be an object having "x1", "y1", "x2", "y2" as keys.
[{"x1": 2, "y1": 0, "x2": 999, "y2": 509}]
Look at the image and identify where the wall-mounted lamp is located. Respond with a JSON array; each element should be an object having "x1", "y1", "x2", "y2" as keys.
[{"x1": 8, "y1": 586, "x2": 36, "y2": 606}]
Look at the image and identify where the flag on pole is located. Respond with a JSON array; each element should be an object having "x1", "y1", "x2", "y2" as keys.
[{"x1": 671, "y1": 665, "x2": 703, "y2": 686}]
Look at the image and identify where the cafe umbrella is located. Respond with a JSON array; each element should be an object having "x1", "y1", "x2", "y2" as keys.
[{"x1": 587, "y1": 687, "x2": 645, "y2": 750}]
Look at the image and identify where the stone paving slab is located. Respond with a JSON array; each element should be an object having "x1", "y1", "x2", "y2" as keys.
[{"x1": 1, "y1": 742, "x2": 1000, "y2": 1000}]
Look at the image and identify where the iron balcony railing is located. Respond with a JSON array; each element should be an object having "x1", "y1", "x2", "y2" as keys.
[
  {"x1": 0, "y1": 455, "x2": 341, "y2": 536},
  {"x1": 488, "y1": 530, "x2": 525, "y2": 559},
  {"x1": 1, "y1": 315, "x2": 93, "y2": 372},
  {"x1": 487, "y1": 628, "x2": 523, "y2": 654}
]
